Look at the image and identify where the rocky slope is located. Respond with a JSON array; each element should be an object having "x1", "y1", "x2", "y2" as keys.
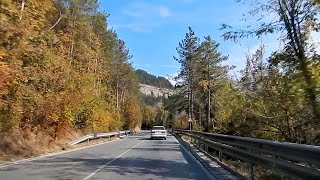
[{"x1": 139, "y1": 84, "x2": 174, "y2": 98}]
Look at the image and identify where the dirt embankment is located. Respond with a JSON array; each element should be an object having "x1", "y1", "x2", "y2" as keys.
[
  {"x1": 0, "y1": 124, "x2": 139, "y2": 163},
  {"x1": 0, "y1": 123, "x2": 80, "y2": 163}
]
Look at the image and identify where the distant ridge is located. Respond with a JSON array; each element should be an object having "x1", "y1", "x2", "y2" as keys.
[{"x1": 135, "y1": 69, "x2": 173, "y2": 89}]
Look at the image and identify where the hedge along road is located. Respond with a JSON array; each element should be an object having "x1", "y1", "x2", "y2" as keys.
[{"x1": 0, "y1": 133, "x2": 215, "y2": 180}]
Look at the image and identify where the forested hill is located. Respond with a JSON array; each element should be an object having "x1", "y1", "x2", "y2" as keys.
[
  {"x1": 1, "y1": 0, "x2": 144, "y2": 159},
  {"x1": 135, "y1": 69, "x2": 173, "y2": 89}
]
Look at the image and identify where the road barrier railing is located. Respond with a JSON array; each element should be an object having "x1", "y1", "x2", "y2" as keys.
[
  {"x1": 174, "y1": 129, "x2": 320, "y2": 180},
  {"x1": 68, "y1": 130, "x2": 131, "y2": 146}
]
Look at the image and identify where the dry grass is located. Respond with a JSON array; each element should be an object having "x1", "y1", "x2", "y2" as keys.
[
  {"x1": 0, "y1": 125, "x2": 80, "y2": 163},
  {"x1": 0, "y1": 125, "x2": 123, "y2": 164}
]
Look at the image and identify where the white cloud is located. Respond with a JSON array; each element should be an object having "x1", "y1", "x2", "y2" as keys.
[
  {"x1": 181, "y1": 0, "x2": 196, "y2": 3},
  {"x1": 114, "y1": 22, "x2": 161, "y2": 32},
  {"x1": 122, "y1": 3, "x2": 172, "y2": 19},
  {"x1": 118, "y1": 3, "x2": 172, "y2": 32},
  {"x1": 122, "y1": 10, "x2": 141, "y2": 18},
  {"x1": 134, "y1": 63, "x2": 151, "y2": 68},
  {"x1": 159, "y1": 5, "x2": 171, "y2": 18},
  {"x1": 160, "y1": 64, "x2": 180, "y2": 68}
]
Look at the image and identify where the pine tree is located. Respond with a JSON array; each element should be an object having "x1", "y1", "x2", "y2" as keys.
[
  {"x1": 174, "y1": 27, "x2": 200, "y2": 128},
  {"x1": 196, "y1": 36, "x2": 228, "y2": 131}
]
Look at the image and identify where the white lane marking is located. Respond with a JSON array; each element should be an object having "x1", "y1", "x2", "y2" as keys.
[
  {"x1": 82, "y1": 140, "x2": 145, "y2": 180},
  {"x1": 173, "y1": 136, "x2": 179, "y2": 143},
  {"x1": 0, "y1": 138, "x2": 122, "y2": 169},
  {"x1": 173, "y1": 136, "x2": 217, "y2": 180}
]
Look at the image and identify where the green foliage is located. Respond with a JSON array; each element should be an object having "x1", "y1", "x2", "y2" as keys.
[
  {"x1": 170, "y1": 28, "x2": 229, "y2": 132},
  {"x1": 222, "y1": 0, "x2": 320, "y2": 123},
  {"x1": 170, "y1": 16, "x2": 319, "y2": 143},
  {"x1": 140, "y1": 93, "x2": 163, "y2": 106}
]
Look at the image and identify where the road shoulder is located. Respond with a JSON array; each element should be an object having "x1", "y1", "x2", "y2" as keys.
[
  {"x1": 174, "y1": 134, "x2": 243, "y2": 180},
  {"x1": 0, "y1": 137, "x2": 122, "y2": 169}
]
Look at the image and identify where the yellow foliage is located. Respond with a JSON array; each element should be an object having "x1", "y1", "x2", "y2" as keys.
[
  {"x1": 0, "y1": 50, "x2": 6, "y2": 60},
  {"x1": 0, "y1": 0, "x2": 142, "y2": 139}
]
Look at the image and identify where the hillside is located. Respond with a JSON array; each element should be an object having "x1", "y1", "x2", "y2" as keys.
[
  {"x1": 140, "y1": 84, "x2": 174, "y2": 98},
  {"x1": 0, "y1": 0, "x2": 143, "y2": 160},
  {"x1": 135, "y1": 69, "x2": 173, "y2": 89}
]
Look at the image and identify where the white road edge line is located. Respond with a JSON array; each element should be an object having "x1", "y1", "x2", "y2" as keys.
[
  {"x1": 173, "y1": 136, "x2": 217, "y2": 180},
  {"x1": 82, "y1": 140, "x2": 145, "y2": 180},
  {"x1": 0, "y1": 138, "x2": 122, "y2": 169}
]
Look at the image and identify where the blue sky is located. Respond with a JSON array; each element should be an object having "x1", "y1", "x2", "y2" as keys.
[{"x1": 99, "y1": 0, "x2": 282, "y2": 81}]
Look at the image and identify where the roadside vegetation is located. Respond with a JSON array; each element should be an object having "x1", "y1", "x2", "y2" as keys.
[
  {"x1": 167, "y1": 0, "x2": 320, "y2": 145},
  {"x1": 0, "y1": 0, "x2": 143, "y2": 159}
]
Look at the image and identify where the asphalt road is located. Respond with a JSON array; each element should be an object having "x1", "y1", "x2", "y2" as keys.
[{"x1": 0, "y1": 133, "x2": 214, "y2": 180}]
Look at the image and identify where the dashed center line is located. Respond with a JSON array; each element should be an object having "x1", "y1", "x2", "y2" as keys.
[{"x1": 82, "y1": 140, "x2": 145, "y2": 180}]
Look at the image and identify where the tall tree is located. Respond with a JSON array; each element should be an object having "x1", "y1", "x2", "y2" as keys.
[
  {"x1": 197, "y1": 36, "x2": 228, "y2": 131},
  {"x1": 174, "y1": 27, "x2": 200, "y2": 128},
  {"x1": 222, "y1": 0, "x2": 320, "y2": 124}
]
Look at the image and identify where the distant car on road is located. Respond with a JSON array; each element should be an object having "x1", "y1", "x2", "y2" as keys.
[{"x1": 150, "y1": 126, "x2": 167, "y2": 140}]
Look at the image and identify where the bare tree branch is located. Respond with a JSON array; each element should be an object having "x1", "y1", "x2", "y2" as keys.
[{"x1": 49, "y1": 11, "x2": 63, "y2": 30}]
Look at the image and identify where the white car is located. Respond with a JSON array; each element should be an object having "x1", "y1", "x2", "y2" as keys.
[{"x1": 150, "y1": 126, "x2": 167, "y2": 140}]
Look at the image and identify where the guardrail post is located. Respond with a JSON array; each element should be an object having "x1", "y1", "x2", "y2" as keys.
[
  {"x1": 248, "y1": 163, "x2": 254, "y2": 180},
  {"x1": 219, "y1": 151, "x2": 222, "y2": 161},
  {"x1": 205, "y1": 144, "x2": 208, "y2": 153}
]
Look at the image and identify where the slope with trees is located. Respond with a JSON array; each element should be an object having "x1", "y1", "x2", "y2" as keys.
[
  {"x1": 0, "y1": 0, "x2": 143, "y2": 159},
  {"x1": 167, "y1": 0, "x2": 320, "y2": 144}
]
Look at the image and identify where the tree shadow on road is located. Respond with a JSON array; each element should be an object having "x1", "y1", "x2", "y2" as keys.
[{"x1": 0, "y1": 145, "x2": 210, "y2": 180}]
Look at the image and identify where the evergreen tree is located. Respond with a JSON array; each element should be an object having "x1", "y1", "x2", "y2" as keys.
[
  {"x1": 196, "y1": 36, "x2": 228, "y2": 131},
  {"x1": 174, "y1": 27, "x2": 200, "y2": 126}
]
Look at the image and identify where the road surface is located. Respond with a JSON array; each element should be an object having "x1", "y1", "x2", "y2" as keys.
[{"x1": 0, "y1": 133, "x2": 214, "y2": 180}]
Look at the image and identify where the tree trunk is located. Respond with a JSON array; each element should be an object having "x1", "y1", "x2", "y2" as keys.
[
  {"x1": 298, "y1": 53, "x2": 320, "y2": 122},
  {"x1": 19, "y1": 0, "x2": 25, "y2": 21},
  {"x1": 199, "y1": 107, "x2": 202, "y2": 130},
  {"x1": 207, "y1": 87, "x2": 211, "y2": 132},
  {"x1": 69, "y1": 11, "x2": 77, "y2": 59},
  {"x1": 191, "y1": 89, "x2": 194, "y2": 120},
  {"x1": 121, "y1": 89, "x2": 125, "y2": 107},
  {"x1": 206, "y1": 62, "x2": 211, "y2": 132},
  {"x1": 279, "y1": 0, "x2": 320, "y2": 122},
  {"x1": 188, "y1": 84, "x2": 192, "y2": 119},
  {"x1": 116, "y1": 81, "x2": 119, "y2": 109}
]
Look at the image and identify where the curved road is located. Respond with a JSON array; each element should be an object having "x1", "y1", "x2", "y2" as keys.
[{"x1": 0, "y1": 133, "x2": 214, "y2": 180}]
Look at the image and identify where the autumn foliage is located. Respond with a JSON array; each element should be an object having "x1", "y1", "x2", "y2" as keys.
[{"x1": 0, "y1": 0, "x2": 143, "y2": 157}]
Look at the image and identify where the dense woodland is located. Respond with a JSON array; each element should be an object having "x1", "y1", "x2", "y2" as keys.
[
  {"x1": 166, "y1": 0, "x2": 320, "y2": 144},
  {"x1": 0, "y1": 0, "x2": 145, "y2": 156},
  {"x1": 136, "y1": 69, "x2": 173, "y2": 89}
]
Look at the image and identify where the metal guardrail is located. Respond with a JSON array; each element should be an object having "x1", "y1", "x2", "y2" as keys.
[
  {"x1": 68, "y1": 130, "x2": 131, "y2": 146},
  {"x1": 140, "y1": 130, "x2": 151, "y2": 133},
  {"x1": 175, "y1": 130, "x2": 320, "y2": 180}
]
